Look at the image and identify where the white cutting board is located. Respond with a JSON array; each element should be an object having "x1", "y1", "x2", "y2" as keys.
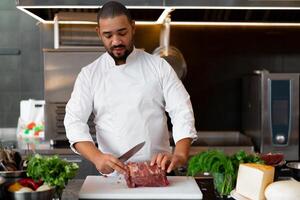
[{"x1": 79, "y1": 176, "x2": 203, "y2": 199}]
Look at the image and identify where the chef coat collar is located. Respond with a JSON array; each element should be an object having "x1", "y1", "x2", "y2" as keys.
[{"x1": 106, "y1": 46, "x2": 137, "y2": 67}]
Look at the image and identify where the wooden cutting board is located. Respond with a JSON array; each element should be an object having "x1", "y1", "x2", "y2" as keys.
[{"x1": 79, "y1": 176, "x2": 203, "y2": 199}]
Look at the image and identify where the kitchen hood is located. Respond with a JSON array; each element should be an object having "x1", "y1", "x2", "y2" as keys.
[{"x1": 16, "y1": 0, "x2": 300, "y2": 25}]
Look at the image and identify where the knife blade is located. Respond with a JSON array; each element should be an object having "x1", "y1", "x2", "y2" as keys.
[{"x1": 118, "y1": 141, "x2": 145, "y2": 162}]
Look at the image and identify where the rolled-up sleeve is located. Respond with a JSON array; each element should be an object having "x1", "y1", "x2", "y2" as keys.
[
  {"x1": 64, "y1": 68, "x2": 95, "y2": 154},
  {"x1": 160, "y1": 59, "x2": 197, "y2": 144}
]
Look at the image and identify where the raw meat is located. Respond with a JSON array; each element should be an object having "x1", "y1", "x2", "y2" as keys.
[{"x1": 124, "y1": 161, "x2": 169, "y2": 188}]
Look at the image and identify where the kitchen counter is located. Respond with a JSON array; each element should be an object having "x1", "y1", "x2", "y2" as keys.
[
  {"x1": 1, "y1": 130, "x2": 255, "y2": 157},
  {"x1": 62, "y1": 173, "x2": 296, "y2": 200},
  {"x1": 0, "y1": 133, "x2": 74, "y2": 155}
]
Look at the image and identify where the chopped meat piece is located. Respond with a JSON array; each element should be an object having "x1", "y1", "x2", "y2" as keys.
[{"x1": 124, "y1": 161, "x2": 169, "y2": 188}]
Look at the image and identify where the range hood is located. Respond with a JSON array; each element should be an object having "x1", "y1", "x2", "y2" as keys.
[{"x1": 16, "y1": 0, "x2": 300, "y2": 25}]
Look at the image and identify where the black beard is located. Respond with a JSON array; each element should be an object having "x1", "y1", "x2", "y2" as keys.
[{"x1": 109, "y1": 45, "x2": 133, "y2": 64}]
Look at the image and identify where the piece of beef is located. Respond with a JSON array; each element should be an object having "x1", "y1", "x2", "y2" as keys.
[{"x1": 124, "y1": 161, "x2": 169, "y2": 188}]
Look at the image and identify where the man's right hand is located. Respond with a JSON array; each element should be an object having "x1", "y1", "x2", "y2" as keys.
[
  {"x1": 73, "y1": 141, "x2": 127, "y2": 175},
  {"x1": 93, "y1": 153, "x2": 127, "y2": 175}
]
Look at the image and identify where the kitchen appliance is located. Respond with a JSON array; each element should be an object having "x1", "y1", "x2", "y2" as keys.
[
  {"x1": 242, "y1": 70, "x2": 299, "y2": 160},
  {"x1": 44, "y1": 48, "x2": 105, "y2": 141},
  {"x1": 79, "y1": 176, "x2": 202, "y2": 199}
]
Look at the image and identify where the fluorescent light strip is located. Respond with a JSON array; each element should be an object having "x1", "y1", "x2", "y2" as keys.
[
  {"x1": 170, "y1": 21, "x2": 300, "y2": 26},
  {"x1": 17, "y1": 7, "x2": 46, "y2": 23},
  {"x1": 17, "y1": 5, "x2": 300, "y2": 10},
  {"x1": 16, "y1": 5, "x2": 163, "y2": 24},
  {"x1": 169, "y1": 6, "x2": 300, "y2": 10},
  {"x1": 43, "y1": 20, "x2": 300, "y2": 26},
  {"x1": 17, "y1": 5, "x2": 300, "y2": 25},
  {"x1": 16, "y1": 5, "x2": 166, "y2": 9},
  {"x1": 42, "y1": 20, "x2": 157, "y2": 25}
]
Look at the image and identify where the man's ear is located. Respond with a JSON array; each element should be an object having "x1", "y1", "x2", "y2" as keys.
[
  {"x1": 131, "y1": 20, "x2": 136, "y2": 35},
  {"x1": 95, "y1": 26, "x2": 102, "y2": 40}
]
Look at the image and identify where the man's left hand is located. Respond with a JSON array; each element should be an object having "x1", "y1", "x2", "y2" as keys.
[{"x1": 150, "y1": 152, "x2": 187, "y2": 173}]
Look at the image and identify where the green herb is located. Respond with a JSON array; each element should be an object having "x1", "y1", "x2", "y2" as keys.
[
  {"x1": 26, "y1": 154, "x2": 79, "y2": 192},
  {"x1": 187, "y1": 150, "x2": 264, "y2": 196}
]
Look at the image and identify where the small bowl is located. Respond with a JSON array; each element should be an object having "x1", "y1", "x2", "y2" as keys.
[
  {"x1": 286, "y1": 162, "x2": 300, "y2": 181},
  {"x1": 5, "y1": 189, "x2": 55, "y2": 200},
  {"x1": 4, "y1": 183, "x2": 55, "y2": 200}
]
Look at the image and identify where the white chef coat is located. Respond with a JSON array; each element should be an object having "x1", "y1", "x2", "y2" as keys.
[{"x1": 64, "y1": 48, "x2": 197, "y2": 162}]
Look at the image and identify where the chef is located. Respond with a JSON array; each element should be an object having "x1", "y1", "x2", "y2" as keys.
[{"x1": 64, "y1": 1, "x2": 197, "y2": 176}]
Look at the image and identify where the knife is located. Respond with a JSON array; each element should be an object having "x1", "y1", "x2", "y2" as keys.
[{"x1": 118, "y1": 141, "x2": 145, "y2": 162}]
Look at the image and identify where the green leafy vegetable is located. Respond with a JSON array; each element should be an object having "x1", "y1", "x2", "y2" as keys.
[
  {"x1": 26, "y1": 154, "x2": 79, "y2": 192},
  {"x1": 187, "y1": 150, "x2": 264, "y2": 196}
]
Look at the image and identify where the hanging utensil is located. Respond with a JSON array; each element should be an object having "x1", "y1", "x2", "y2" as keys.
[{"x1": 152, "y1": 15, "x2": 187, "y2": 80}]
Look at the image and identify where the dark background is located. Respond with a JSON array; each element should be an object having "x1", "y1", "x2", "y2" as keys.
[{"x1": 134, "y1": 25, "x2": 300, "y2": 131}]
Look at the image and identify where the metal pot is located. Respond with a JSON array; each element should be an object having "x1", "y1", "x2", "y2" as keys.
[
  {"x1": 5, "y1": 189, "x2": 55, "y2": 200},
  {"x1": 0, "y1": 176, "x2": 6, "y2": 199},
  {"x1": 4, "y1": 183, "x2": 55, "y2": 200},
  {"x1": 286, "y1": 162, "x2": 300, "y2": 181}
]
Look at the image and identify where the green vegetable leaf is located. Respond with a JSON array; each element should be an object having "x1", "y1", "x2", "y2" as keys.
[
  {"x1": 26, "y1": 154, "x2": 79, "y2": 190},
  {"x1": 187, "y1": 150, "x2": 264, "y2": 196}
]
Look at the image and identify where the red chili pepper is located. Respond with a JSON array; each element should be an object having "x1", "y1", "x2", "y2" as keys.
[
  {"x1": 34, "y1": 130, "x2": 41, "y2": 136},
  {"x1": 26, "y1": 122, "x2": 36, "y2": 130},
  {"x1": 18, "y1": 178, "x2": 42, "y2": 190}
]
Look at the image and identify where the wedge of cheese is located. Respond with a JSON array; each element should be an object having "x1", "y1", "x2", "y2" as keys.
[{"x1": 236, "y1": 163, "x2": 274, "y2": 200}]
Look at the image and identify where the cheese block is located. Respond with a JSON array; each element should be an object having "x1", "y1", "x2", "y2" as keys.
[{"x1": 236, "y1": 163, "x2": 274, "y2": 200}]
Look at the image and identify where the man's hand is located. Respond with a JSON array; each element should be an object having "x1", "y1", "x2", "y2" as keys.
[
  {"x1": 150, "y1": 152, "x2": 187, "y2": 173},
  {"x1": 74, "y1": 141, "x2": 127, "y2": 175},
  {"x1": 150, "y1": 138, "x2": 192, "y2": 173},
  {"x1": 93, "y1": 153, "x2": 127, "y2": 175}
]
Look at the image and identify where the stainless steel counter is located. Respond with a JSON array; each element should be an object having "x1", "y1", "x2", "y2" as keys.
[
  {"x1": 1, "y1": 130, "x2": 254, "y2": 156},
  {"x1": 62, "y1": 179, "x2": 84, "y2": 200}
]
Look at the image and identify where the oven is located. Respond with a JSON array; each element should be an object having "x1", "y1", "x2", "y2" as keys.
[
  {"x1": 242, "y1": 70, "x2": 299, "y2": 160},
  {"x1": 44, "y1": 48, "x2": 105, "y2": 144}
]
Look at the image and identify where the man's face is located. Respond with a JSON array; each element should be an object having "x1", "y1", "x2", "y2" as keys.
[{"x1": 96, "y1": 15, "x2": 135, "y2": 64}]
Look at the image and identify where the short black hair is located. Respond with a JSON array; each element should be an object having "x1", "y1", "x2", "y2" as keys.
[{"x1": 97, "y1": 1, "x2": 132, "y2": 26}]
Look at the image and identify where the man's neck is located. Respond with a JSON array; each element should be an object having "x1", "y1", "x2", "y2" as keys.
[{"x1": 115, "y1": 60, "x2": 126, "y2": 65}]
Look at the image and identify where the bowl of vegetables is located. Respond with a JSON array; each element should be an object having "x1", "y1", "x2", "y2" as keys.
[
  {"x1": 4, "y1": 154, "x2": 79, "y2": 200},
  {"x1": 5, "y1": 178, "x2": 55, "y2": 200}
]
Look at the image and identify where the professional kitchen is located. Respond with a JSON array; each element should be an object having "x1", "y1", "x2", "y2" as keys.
[{"x1": 0, "y1": 0, "x2": 300, "y2": 199}]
